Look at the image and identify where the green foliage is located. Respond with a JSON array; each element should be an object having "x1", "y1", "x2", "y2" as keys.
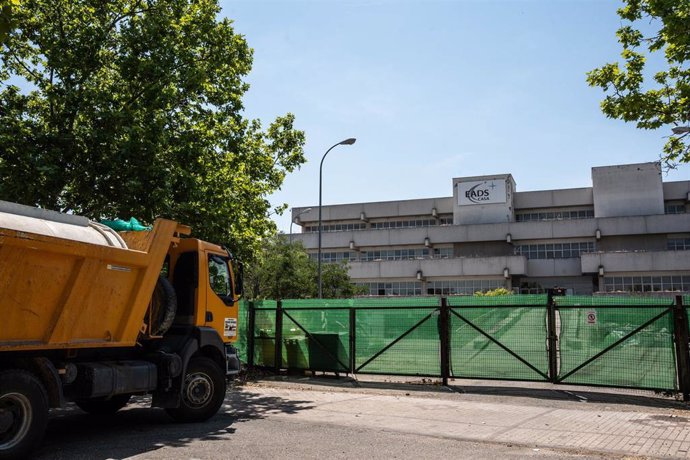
[
  {"x1": 0, "y1": 0, "x2": 305, "y2": 261},
  {"x1": 320, "y1": 262, "x2": 367, "y2": 299},
  {"x1": 245, "y1": 235, "x2": 363, "y2": 299},
  {"x1": 587, "y1": 0, "x2": 690, "y2": 167},
  {"x1": 474, "y1": 287, "x2": 513, "y2": 297},
  {"x1": 0, "y1": 0, "x2": 17, "y2": 44}
]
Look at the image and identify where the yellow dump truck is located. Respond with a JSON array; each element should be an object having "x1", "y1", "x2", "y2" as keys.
[{"x1": 0, "y1": 201, "x2": 242, "y2": 459}]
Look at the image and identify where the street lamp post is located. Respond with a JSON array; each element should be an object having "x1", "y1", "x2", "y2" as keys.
[
  {"x1": 289, "y1": 207, "x2": 312, "y2": 243},
  {"x1": 318, "y1": 138, "x2": 357, "y2": 298}
]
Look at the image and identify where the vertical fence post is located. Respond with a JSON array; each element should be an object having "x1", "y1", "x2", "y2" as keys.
[
  {"x1": 274, "y1": 300, "x2": 283, "y2": 374},
  {"x1": 247, "y1": 300, "x2": 255, "y2": 367},
  {"x1": 672, "y1": 295, "x2": 690, "y2": 401},
  {"x1": 349, "y1": 307, "x2": 356, "y2": 376},
  {"x1": 547, "y1": 290, "x2": 558, "y2": 383},
  {"x1": 439, "y1": 297, "x2": 450, "y2": 386}
]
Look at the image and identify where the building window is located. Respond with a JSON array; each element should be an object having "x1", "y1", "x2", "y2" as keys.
[
  {"x1": 434, "y1": 247, "x2": 454, "y2": 258},
  {"x1": 515, "y1": 209, "x2": 594, "y2": 222},
  {"x1": 602, "y1": 275, "x2": 690, "y2": 292},
  {"x1": 304, "y1": 223, "x2": 366, "y2": 233},
  {"x1": 371, "y1": 219, "x2": 438, "y2": 230},
  {"x1": 426, "y1": 279, "x2": 505, "y2": 295},
  {"x1": 313, "y1": 247, "x2": 454, "y2": 263},
  {"x1": 356, "y1": 282, "x2": 422, "y2": 296},
  {"x1": 309, "y1": 252, "x2": 355, "y2": 263},
  {"x1": 667, "y1": 238, "x2": 690, "y2": 250},
  {"x1": 514, "y1": 242, "x2": 595, "y2": 259},
  {"x1": 665, "y1": 203, "x2": 686, "y2": 214},
  {"x1": 358, "y1": 247, "x2": 453, "y2": 261}
]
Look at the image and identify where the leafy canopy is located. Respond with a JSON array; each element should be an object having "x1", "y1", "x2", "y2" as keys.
[
  {"x1": 587, "y1": 0, "x2": 690, "y2": 167},
  {"x1": 0, "y1": 0, "x2": 17, "y2": 43},
  {"x1": 0, "y1": 0, "x2": 305, "y2": 261},
  {"x1": 246, "y1": 235, "x2": 364, "y2": 300}
]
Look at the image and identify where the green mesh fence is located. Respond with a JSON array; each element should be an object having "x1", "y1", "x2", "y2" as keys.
[
  {"x1": 235, "y1": 300, "x2": 250, "y2": 363},
  {"x1": 555, "y1": 296, "x2": 674, "y2": 306},
  {"x1": 450, "y1": 306, "x2": 549, "y2": 380},
  {"x1": 240, "y1": 295, "x2": 685, "y2": 391},
  {"x1": 557, "y1": 297, "x2": 676, "y2": 390},
  {"x1": 448, "y1": 294, "x2": 548, "y2": 307},
  {"x1": 253, "y1": 306, "x2": 278, "y2": 367},
  {"x1": 355, "y1": 307, "x2": 441, "y2": 375},
  {"x1": 280, "y1": 297, "x2": 439, "y2": 308}
]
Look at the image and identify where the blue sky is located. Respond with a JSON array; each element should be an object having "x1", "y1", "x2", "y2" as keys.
[{"x1": 220, "y1": 0, "x2": 690, "y2": 233}]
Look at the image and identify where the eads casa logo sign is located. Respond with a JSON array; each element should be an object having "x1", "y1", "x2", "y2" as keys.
[{"x1": 458, "y1": 180, "x2": 507, "y2": 205}]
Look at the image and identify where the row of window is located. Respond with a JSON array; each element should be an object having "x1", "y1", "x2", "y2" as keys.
[
  {"x1": 426, "y1": 279, "x2": 505, "y2": 295},
  {"x1": 515, "y1": 210, "x2": 594, "y2": 222},
  {"x1": 356, "y1": 282, "x2": 423, "y2": 296},
  {"x1": 316, "y1": 240, "x2": 690, "y2": 264},
  {"x1": 355, "y1": 279, "x2": 505, "y2": 296},
  {"x1": 311, "y1": 248, "x2": 454, "y2": 263},
  {"x1": 513, "y1": 242, "x2": 596, "y2": 259},
  {"x1": 303, "y1": 217, "x2": 454, "y2": 233},
  {"x1": 303, "y1": 203, "x2": 686, "y2": 234},
  {"x1": 668, "y1": 238, "x2": 690, "y2": 250},
  {"x1": 318, "y1": 252, "x2": 355, "y2": 263},
  {"x1": 370, "y1": 217, "x2": 453, "y2": 229},
  {"x1": 318, "y1": 243, "x2": 599, "y2": 263},
  {"x1": 665, "y1": 204, "x2": 687, "y2": 214},
  {"x1": 360, "y1": 248, "x2": 454, "y2": 261},
  {"x1": 602, "y1": 275, "x2": 690, "y2": 292},
  {"x1": 304, "y1": 223, "x2": 367, "y2": 233}
]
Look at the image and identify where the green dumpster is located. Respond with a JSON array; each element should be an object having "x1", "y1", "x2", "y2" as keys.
[{"x1": 308, "y1": 333, "x2": 348, "y2": 372}]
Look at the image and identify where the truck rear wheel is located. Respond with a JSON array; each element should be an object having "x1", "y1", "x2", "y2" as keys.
[
  {"x1": 75, "y1": 394, "x2": 131, "y2": 415},
  {"x1": 165, "y1": 357, "x2": 226, "y2": 423},
  {"x1": 149, "y1": 277, "x2": 177, "y2": 336},
  {"x1": 0, "y1": 370, "x2": 49, "y2": 460}
]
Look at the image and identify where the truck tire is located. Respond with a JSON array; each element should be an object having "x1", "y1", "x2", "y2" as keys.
[
  {"x1": 149, "y1": 277, "x2": 177, "y2": 336},
  {"x1": 165, "y1": 357, "x2": 226, "y2": 423},
  {"x1": 0, "y1": 370, "x2": 49, "y2": 460},
  {"x1": 75, "y1": 394, "x2": 131, "y2": 415}
]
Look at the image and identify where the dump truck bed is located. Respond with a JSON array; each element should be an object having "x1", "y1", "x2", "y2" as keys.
[{"x1": 0, "y1": 218, "x2": 185, "y2": 352}]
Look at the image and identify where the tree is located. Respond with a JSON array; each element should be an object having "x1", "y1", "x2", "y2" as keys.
[
  {"x1": 0, "y1": 0, "x2": 305, "y2": 261},
  {"x1": 474, "y1": 287, "x2": 513, "y2": 297},
  {"x1": 320, "y1": 262, "x2": 364, "y2": 299},
  {"x1": 587, "y1": 0, "x2": 690, "y2": 167},
  {"x1": 245, "y1": 235, "x2": 363, "y2": 299},
  {"x1": 0, "y1": 0, "x2": 17, "y2": 44}
]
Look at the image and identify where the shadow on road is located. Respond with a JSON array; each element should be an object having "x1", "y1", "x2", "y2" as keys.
[
  {"x1": 449, "y1": 384, "x2": 686, "y2": 409},
  {"x1": 256, "y1": 374, "x2": 687, "y2": 410},
  {"x1": 35, "y1": 386, "x2": 314, "y2": 460}
]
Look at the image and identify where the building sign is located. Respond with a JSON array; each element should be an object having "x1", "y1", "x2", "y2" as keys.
[{"x1": 458, "y1": 180, "x2": 507, "y2": 205}]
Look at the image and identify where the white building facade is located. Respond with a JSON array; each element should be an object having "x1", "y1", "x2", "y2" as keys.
[{"x1": 290, "y1": 162, "x2": 690, "y2": 296}]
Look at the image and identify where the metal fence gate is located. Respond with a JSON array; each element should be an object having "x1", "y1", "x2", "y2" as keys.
[{"x1": 239, "y1": 293, "x2": 690, "y2": 399}]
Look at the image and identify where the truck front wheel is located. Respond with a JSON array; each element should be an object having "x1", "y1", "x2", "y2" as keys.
[
  {"x1": 0, "y1": 370, "x2": 49, "y2": 460},
  {"x1": 165, "y1": 357, "x2": 226, "y2": 423}
]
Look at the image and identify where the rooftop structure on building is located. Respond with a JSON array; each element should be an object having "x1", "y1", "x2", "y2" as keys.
[{"x1": 289, "y1": 162, "x2": 690, "y2": 296}]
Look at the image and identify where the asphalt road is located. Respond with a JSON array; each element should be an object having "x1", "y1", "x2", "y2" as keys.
[{"x1": 33, "y1": 376, "x2": 688, "y2": 460}]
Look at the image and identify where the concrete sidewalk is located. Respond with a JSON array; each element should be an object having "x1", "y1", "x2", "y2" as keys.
[{"x1": 243, "y1": 376, "x2": 690, "y2": 458}]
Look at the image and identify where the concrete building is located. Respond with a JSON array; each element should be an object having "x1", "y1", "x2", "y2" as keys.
[{"x1": 290, "y1": 162, "x2": 690, "y2": 295}]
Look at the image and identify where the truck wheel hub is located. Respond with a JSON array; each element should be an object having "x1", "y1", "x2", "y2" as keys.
[
  {"x1": 184, "y1": 373, "x2": 213, "y2": 407},
  {"x1": 0, "y1": 393, "x2": 31, "y2": 449}
]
